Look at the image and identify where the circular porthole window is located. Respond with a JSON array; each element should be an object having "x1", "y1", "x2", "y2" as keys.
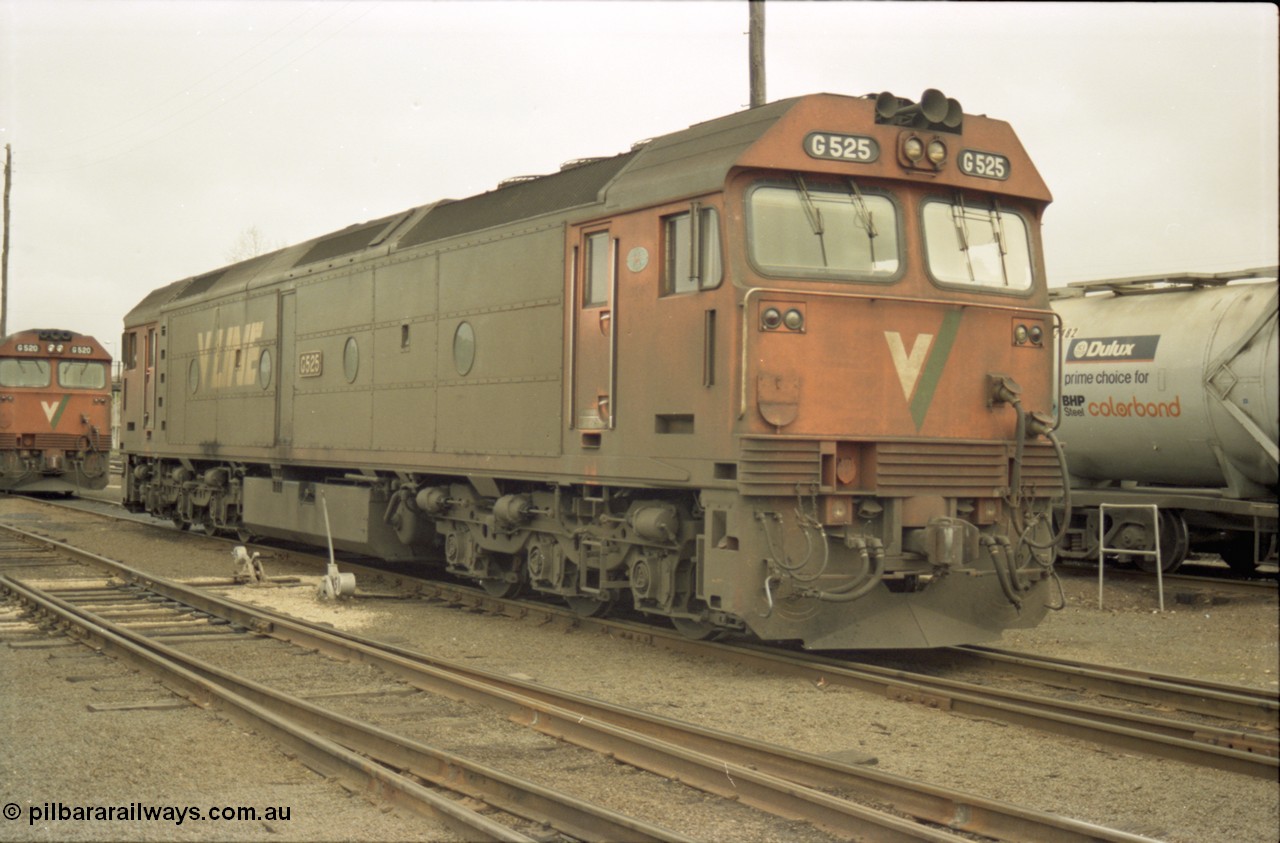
[
  {"x1": 259, "y1": 348, "x2": 273, "y2": 390},
  {"x1": 188, "y1": 358, "x2": 200, "y2": 394},
  {"x1": 343, "y1": 337, "x2": 359, "y2": 383},
  {"x1": 453, "y1": 322, "x2": 475, "y2": 376}
]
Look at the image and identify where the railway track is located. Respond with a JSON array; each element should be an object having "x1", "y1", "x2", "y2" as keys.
[
  {"x1": 1059, "y1": 561, "x2": 1279, "y2": 600},
  {"x1": 8, "y1": 496, "x2": 1280, "y2": 779},
  {"x1": 0, "y1": 522, "x2": 1166, "y2": 843},
  {"x1": 317, "y1": 561, "x2": 1279, "y2": 779}
]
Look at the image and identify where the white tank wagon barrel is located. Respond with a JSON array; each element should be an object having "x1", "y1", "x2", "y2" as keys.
[{"x1": 1050, "y1": 267, "x2": 1278, "y2": 574}]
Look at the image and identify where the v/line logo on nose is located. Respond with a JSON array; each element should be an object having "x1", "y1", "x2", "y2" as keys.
[
  {"x1": 883, "y1": 310, "x2": 962, "y2": 430},
  {"x1": 41, "y1": 396, "x2": 71, "y2": 429}
]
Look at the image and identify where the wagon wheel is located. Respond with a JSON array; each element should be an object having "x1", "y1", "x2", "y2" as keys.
[{"x1": 1132, "y1": 510, "x2": 1190, "y2": 574}]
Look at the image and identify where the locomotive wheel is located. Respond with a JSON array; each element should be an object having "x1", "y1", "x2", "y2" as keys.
[
  {"x1": 671, "y1": 617, "x2": 723, "y2": 640},
  {"x1": 1133, "y1": 510, "x2": 1189, "y2": 574},
  {"x1": 480, "y1": 577, "x2": 524, "y2": 599},
  {"x1": 565, "y1": 594, "x2": 614, "y2": 618}
]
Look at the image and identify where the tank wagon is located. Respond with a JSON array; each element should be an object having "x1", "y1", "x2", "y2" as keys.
[
  {"x1": 120, "y1": 90, "x2": 1066, "y2": 648},
  {"x1": 1052, "y1": 268, "x2": 1278, "y2": 574},
  {"x1": 0, "y1": 329, "x2": 112, "y2": 494}
]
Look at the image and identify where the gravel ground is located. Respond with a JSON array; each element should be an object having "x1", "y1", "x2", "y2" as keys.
[{"x1": 1, "y1": 494, "x2": 1277, "y2": 842}]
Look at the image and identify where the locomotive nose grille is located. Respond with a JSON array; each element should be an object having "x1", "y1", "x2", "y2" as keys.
[
  {"x1": 738, "y1": 437, "x2": 1062, "y2": 497},
  {"x1": 3, "y1": 433, "x2": 110, "y2": 452}
]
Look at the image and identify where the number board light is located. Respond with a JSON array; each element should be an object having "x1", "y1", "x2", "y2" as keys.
[
  {"x1": 958, "y1": 149, "x2": 1011, "y2": 181},
  {"x1": 804, "y1": 132, "x2": 880, "y2": 164}
]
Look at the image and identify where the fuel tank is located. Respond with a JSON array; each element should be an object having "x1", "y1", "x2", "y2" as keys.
[{"x1": 1052, "y1": 275, "x2": 1278, "y2": 498}]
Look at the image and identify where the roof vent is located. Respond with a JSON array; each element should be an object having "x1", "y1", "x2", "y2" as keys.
[
  {"x1": 497, "y1": 175, "x2": 542, "y2": 189},
  {"x1": 559, "y1": 156, "x2": 606, "y2": 172}
]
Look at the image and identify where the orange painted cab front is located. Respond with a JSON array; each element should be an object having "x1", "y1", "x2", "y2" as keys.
[{"x1": 0, "y1": 329, "x2": 113, "y2": 492}]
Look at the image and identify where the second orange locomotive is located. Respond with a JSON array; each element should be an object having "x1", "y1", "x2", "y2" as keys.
[
  {"x1": 120, "y1": 90, "x2": 1065, "y2": 648},
  {"x1": 0, "y1": 329, "x2": 112, "y2": 494}
]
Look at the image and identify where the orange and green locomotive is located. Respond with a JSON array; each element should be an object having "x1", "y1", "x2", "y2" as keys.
[{"x1": 121, "y1": 90, "x2": 1065, "y2": 648}]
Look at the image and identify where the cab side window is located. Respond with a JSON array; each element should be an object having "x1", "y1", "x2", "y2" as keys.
[
  {"x1": 663, "y1": 206, "x2": 721, "y2": 295},
  {"x1": 584, "y1": 231, "x2": 611, "y2": 307}
]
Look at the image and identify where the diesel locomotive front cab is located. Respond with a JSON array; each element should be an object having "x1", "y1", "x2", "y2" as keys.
[
  {"x1": 0, "y1": 329, "x2": 113, "y2": 493},
  {"x1": 691, "y1": 94, "x2": 1064, "y2": 648}
]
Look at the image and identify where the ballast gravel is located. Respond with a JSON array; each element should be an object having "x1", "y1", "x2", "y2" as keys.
[{"x1": 0, "y1": 494, "x2": 1276, "y2": 842}]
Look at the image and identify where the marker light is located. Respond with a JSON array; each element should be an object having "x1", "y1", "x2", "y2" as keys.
[
  {"x1": 783, "y1": 309, "x2": 805, "y2": 331},
  {"x1": 1014, "y1": 324, "x2": 1029, "y2": 345},
  {"x1": 762, "y1": 307, "x2": 782, "y2": 330},
  {"x1": 1029, "y1": 325, "x2": 1043, "y2": 345}
]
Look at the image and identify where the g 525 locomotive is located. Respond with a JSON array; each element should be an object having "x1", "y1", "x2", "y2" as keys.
[
  {"x1": 120, "y1": 91, "x2": 1065, "y2": 648},
  {"x1": 0, "y1": 329, "x2": 112, "y2": 493}
]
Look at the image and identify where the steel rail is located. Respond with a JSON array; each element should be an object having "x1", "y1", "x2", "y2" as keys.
[
  {"x1": 0, "y1": 575, "x2": 532, "y2": 843},
  {"x1": 722, "y1": 643, "x2": 1278, "y2": 777},
  {"x1": 0, "y1": 523, "x2": 1159, "y2": 843},
  {"x1": 1057, "y1": 563, "x2": 1278, "y2": 597},
  {"x1": 395, "y1": 576, "x2": 1280, "y2": 771},
  {"x1": 951, "y1": 644, "x2": 1279, "y2": 728},
  {"x1": 2, "y1": 574, "x2": 690, "y2": 843},
  {"x1": 0, "y1": 540, "x2": 975, "y2": 842},
  {"x1": 7, "y1": 512, "x2": 1272, "y2": 777}
]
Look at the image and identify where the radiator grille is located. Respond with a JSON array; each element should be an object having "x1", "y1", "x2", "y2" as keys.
[
  {"x1": 1, "y1": 433, "x2": 110, "y2": 451},
  {"x1": 872, "y1": 442, "x2": 1007, "y2": 496},
  {"x1": 738, "y1": 437, "x2": 1064, "y2": 498},
  {"x1": 739, "y1": 438, "x2": 822, "y2": 496}
]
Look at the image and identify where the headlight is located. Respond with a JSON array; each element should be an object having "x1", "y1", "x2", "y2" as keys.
[
  {"x1": 927, "y1": 139, "x2": 947, "y2": 164},
  {"x1": 903, "y1": 136, "x2": 924, "y2": 162}
]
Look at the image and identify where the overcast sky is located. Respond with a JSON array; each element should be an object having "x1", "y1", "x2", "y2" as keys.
[{"x1": 2, "y1": 1, "x2": 1276, "y2": 358}]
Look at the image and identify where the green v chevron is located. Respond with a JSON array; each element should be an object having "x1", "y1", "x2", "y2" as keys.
[{"x1": 883, "y1": 309, "x2": 963, "y2": 430}]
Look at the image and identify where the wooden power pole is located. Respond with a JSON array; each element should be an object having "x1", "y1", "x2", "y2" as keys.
[
  {"x1": 2, "y1": 144, "x2": 10, "y2": 339},
  {"x1": 749, "y1": 1, "x2": 766, "y2": 108}
]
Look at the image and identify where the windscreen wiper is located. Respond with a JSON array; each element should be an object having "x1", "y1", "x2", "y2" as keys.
[{"x1": 793, "y1": 175, "x2": 829, "y2": 267}]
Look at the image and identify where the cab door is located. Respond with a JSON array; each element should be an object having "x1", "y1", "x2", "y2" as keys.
[
  {"x1": 276, "y1": 292, "x2": 296, "y2": 446},
  {"x1": 143, "y1": 327, "x2": 157, "y2": 435},
  {"x1": 571, "y1": 227, "x2": 617, "y2": 436}
]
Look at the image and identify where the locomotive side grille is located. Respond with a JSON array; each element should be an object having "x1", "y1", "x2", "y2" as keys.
[
  {"x1": 738, "y1": 438, "x2": 822, "y2": 496},
  {"x1": 738, "y1": 437, "x2": 1064, "y2": 497},
  {"x1": 0, "y1": 433, "x2": 110, "y2": 451}
]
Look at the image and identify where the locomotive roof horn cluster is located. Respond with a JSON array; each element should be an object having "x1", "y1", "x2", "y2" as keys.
[{"x1": 873, "y1": 88, "x2": 964, "y2": 132}]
